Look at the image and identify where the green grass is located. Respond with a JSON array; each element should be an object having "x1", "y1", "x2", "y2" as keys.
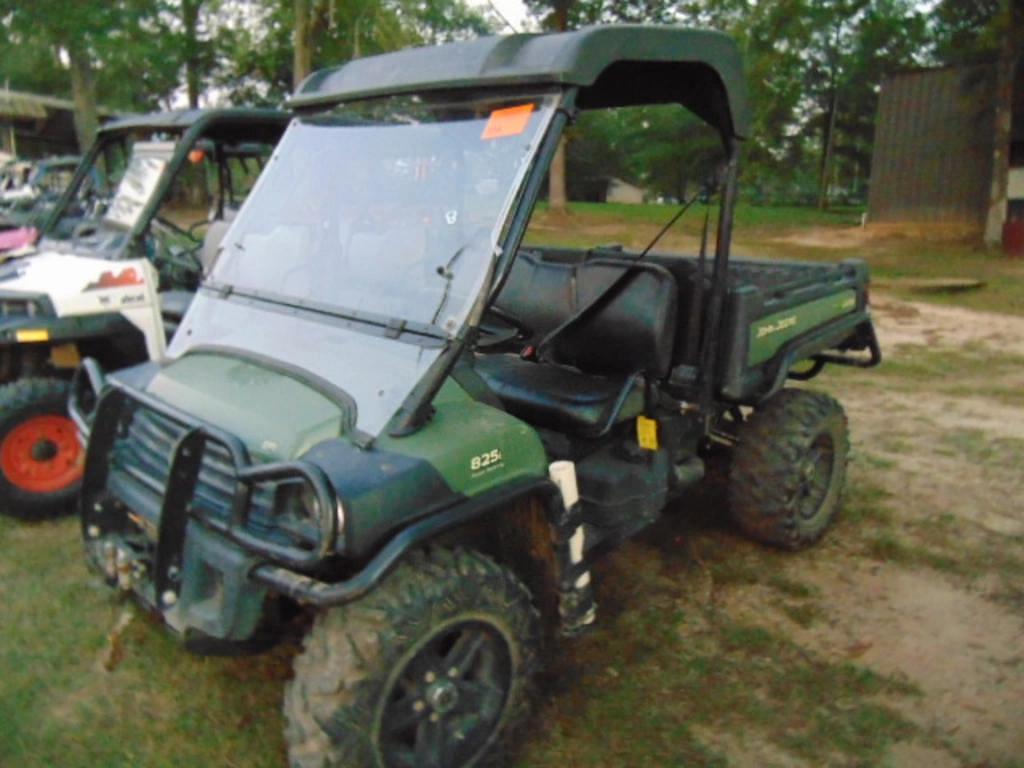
[
  {"x1": 863, "y1": 532, "x2": 964, "y2": 576},
  {"x1": 836, "y1": 472, "x2": 894, "y2": 528},
  {"x1": 535, "y1": 200, "x2": 864, "y2": 232},
  {"x1": 868, "y1": 343, "x2": 1024, "y2": 384},
  {"x1": 515, "y1": 547, "x2": 917, "y2": 768},
  {"x1": 0, "y1": 516, "x2": 290, "y2": 768},
  {"x1": 847, "y1": 475, "x2": 1024, "y2": 584},
  {"x1": 823, "y1": 343, "x2": 1024, "y2": 415},
  {"x1": 939, "y1": 429, "x2": 1024, "y2": 470}
]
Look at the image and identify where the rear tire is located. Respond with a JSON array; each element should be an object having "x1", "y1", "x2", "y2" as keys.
[
  {"x1": 728, "y1": 389, "x2": 849, "y2": 550},
  {"x1": 284, "y1": 548, "x2": 540, "y2": 768},
  {"x1": 0, "y1": 377, "x2": 83, "y2": 520}
]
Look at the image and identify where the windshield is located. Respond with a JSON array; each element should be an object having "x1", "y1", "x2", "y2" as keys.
[
  {"x1": 103, "y1": 142, "x2": 172, "y2": 229},
  {"x1": 42, "y1": 129, "x2": 190, "y2": 257},
  {"x1": 211, "y1": 92, "x2": 557, "y2": 334}
]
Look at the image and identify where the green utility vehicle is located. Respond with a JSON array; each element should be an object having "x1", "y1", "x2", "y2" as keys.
[
  {"x1": 0, "y1": 109, "x2": 287, "y2": 518},
  {"x1": 73, "y1": 27, "x2": 880, "y2": 768}
]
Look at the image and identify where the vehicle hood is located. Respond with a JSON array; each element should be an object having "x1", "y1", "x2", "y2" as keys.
[
  {"x1": 167, "y1": 291, "x2": 443, "y2": 438},
  {"x1": 143, "y1": 351, "x2": 352, "y2": 462}
]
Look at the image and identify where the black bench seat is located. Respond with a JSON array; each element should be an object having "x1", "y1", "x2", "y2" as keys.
[
  {"x1": 475, "y1": 250, "x2": 680, "y2": 437},
  {"x1": 475, "y1": 354, "x2": 643, "y2": 437}
]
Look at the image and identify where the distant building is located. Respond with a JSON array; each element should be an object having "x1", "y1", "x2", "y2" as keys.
[
  {"x1": 573, "y1": 175, "x2": 647, "y2": 204},
  {"x1": 605, "y1": 177, "x2": 645, "y2": 204},
  {"x1": 867, "y1": 61, "x2": 1024, "y2": 231},
  {"x1": 0, "y1": 89, "x2": 122, "y2": 158}
]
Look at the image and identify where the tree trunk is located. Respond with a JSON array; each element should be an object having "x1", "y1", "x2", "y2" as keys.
[
  {"x1": 817, "y1": 89, "x2": 838, "y2": 211},
  {"x1": 549, "y1": 137, "x2": 568, "y2": 213},
  {"x1": 183, "y1": 0, "x2": 202, "y2": 108},
  {"x1": 983, "y1": 1, "x2": 1022, "y2": 247},
  {"x1": 66, "y1": 42, "x2": 98, "y2": 152},
  {"x1": 294, "y1": 0, "x2": 313, "y2": 91}
]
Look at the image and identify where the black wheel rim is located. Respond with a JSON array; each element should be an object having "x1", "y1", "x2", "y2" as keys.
[
  {"x1": 796, "y1": 434, "x2": 835, "y2": 520},
  {"x1": 379, "y1": 620, "x2": 513, "y2": 768}
]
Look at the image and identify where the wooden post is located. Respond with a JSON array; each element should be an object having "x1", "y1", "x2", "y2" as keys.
[
  {"x1": 983, "y1": 1, "x2": 1022, "y2": 248},
  {"x1": 183, "y1": 0, "x2": 202, "y2": 109},
  {"x1": 293, "y1": 0, "x2": 313, "y2": 91},
  {"x1": 67, "y1": 42, "x2": 98, "y2": 152}
]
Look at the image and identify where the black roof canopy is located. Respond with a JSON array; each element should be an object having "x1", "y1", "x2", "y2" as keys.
[
  {"x1": 99, "y1": 107, "x2": 290, "y2": 144},
  {"x1": 289, "y1": 25, "x2": 750, "y2": 139}
]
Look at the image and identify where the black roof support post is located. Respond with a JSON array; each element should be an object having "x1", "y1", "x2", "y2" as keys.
[{"x1": 697, "y1": 138, "x2": 740, "y2": 422}]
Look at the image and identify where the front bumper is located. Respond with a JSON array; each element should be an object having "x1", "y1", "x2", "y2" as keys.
[{"x1": 77, "y1": 372, "x2": 341, "y2": 643}]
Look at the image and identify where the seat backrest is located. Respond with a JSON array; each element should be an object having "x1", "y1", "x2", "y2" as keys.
[
  {"x1": 493, "y1": 250, "x2": 678, "y2": 379},
  {"x1": 642, "y1": 251, "x2": 708, "y2": 367},
  {"x1": 492, "y1": 250, "x2": 576, "y2": 339},
  {"x1": 547, "y1": 258, "x2": 678, "y2": 378}
]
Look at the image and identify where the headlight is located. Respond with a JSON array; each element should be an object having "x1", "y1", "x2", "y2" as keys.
[{"x1": 273, "y1": 480, "x2": 324, "y2": 550}]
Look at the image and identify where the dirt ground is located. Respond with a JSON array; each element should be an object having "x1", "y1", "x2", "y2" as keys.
[
  {"x1": 769, "y1": 223, "x2": 982, "y2": 250},
  {"x1": 716, "y1": 296, "x2": 1024, "y2": 767}
]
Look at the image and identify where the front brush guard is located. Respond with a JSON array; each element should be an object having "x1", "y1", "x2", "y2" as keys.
[{"x1": 79, "y1": 376, "x2": 341, "y2": 613}]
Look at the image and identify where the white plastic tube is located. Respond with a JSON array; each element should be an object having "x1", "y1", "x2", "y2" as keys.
[
  {"x1": 548, "y1": 460, "x2": 579, "y2": 506},
  {"x1": 548, "y1": 460, "x2": 590, "y2": 589}
]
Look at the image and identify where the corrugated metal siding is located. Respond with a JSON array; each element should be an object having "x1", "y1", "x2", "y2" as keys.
[{"x1": 868, "y1": 64, "x2": 996, "y2": 226}]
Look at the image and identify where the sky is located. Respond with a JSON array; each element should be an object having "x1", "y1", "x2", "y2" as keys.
[{"x1": 473, "y1": 0, "x2": 534, "y2": 32}]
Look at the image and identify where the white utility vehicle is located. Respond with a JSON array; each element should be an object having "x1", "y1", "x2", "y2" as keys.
[{"x1": 0, "y1": 108, "x2": 288, "y2": 519}]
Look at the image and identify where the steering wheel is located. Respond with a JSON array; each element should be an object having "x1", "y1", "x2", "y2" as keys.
[
  {"x1": 149, "y1": 217, "x2": 204, "y2": 279},
  {"x1": 153, "y1": 215, "x2": 202, "y2": 242},
  {"x1": 187, "y1": 214, "x2": 216, "y2": 239},
  {"x1": 70, "y1": 220, "x2": 101, "y2": 249}
]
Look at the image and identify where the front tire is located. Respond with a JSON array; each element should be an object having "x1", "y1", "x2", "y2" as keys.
[
  {"x1": 728, "y1": 389, "x2": 849, "y2": 550},
  {"x1": 284, "y1": 548, "x2": 540, "y2": 768},
  {"x1": 0, "y1": 377, "x2": 83, "y2": 520}
]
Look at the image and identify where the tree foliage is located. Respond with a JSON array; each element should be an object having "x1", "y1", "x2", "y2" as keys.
[
  {"x1": 0, "y1": 0, "x2": 492, "y2": 136},
  {"x1": 0, "y1": 0, "x2": 1008, "y2": 203},
  {"x1": 214, "y1": 0, "x2": 492, "y2": 105},
  {"x1": 540, "y1": 0, "x2": 931, "y2": 205},
  {"x1": 931, "y1": 0, "x2": 1003, "y2": 63}
]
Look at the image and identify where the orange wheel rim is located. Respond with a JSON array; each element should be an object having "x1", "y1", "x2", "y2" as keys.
[{"x1": 0, "y1": 414, "x2": 84, "y2": 493}]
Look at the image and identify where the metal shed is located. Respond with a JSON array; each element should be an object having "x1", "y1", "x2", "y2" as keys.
[
  {"x1": 867, "y1": 63, "x2": 1001, "y2": 228},
  {"x1": 868, "y1": 59, "x2": 1024, "y2": 234},
  {"x1": 0, "y1": 89, "x2": 122, "y2": 158}
]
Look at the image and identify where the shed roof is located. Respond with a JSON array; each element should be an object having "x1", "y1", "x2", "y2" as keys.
[
  {"x1": 289, "y1": 25, "x2": 750, "y2": 138},
  {"x1": 0, "y1": 89, "x2": 122, "y2": 121}
]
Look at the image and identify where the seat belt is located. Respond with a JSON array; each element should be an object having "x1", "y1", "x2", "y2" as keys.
[{"x1": 534, "y1": 190, "x2": 704, "y2": 363}]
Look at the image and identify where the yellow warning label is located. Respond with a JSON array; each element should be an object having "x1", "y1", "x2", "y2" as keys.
[
  {"x1": 636, "y1": 415, "x2": 659, "y2": 451},
  {"x1": 15, "y1": 328, "x2": 49, "y2": 343}
]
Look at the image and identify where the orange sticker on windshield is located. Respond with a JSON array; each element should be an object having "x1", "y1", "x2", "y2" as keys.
[{"x1": 481, "y1": 104, "x2": 534, "y2": 140}]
